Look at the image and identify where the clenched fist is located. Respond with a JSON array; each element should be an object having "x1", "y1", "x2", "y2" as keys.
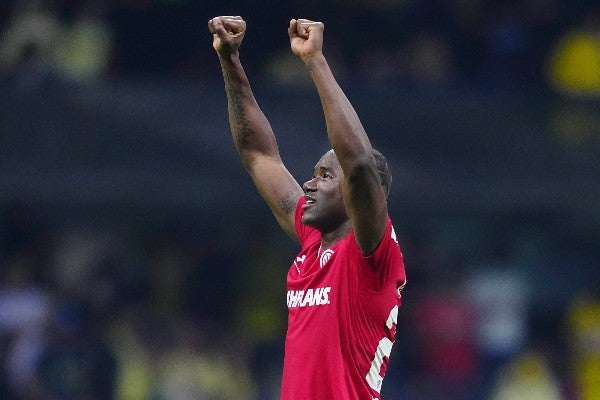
[
  {"x1": 208, "y1": 16, "x2": 246, "y2": 56},
  {"x1": 288, "y1": 19, "x2": 324, "y2": 61}
]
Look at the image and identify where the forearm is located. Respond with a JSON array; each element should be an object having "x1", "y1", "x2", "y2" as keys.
[
  {"x1": 219, "y1": 52, "x2": 279, "y2": 168},
  {"x1": 304, "y1": 54, "x2": 372, "y2": 163}
]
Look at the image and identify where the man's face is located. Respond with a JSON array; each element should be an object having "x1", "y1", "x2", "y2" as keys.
[{"x1": 301, "y1": 150, "x2": 348, "y2": 232}]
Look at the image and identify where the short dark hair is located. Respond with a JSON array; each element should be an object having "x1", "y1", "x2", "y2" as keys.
[{"x1": 372, "y1": 148, "x2": 392, "y2": 197}]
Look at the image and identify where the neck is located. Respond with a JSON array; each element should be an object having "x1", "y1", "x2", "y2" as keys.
[{"x1": 320, "y1": 219, "x2": 352, "y2": 249}]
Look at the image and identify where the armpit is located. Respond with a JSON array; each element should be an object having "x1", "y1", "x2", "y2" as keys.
[{"x1": 280, "y1": 194, "x2": 300, "y2": 215}]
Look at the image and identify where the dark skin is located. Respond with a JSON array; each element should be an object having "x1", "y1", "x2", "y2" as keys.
[
  {"x1": 209, "y1": 16, "x2": 388, "y2": 255},
  {"x1": 302, "y1": 149, "x2": 352, "y2": 248}
]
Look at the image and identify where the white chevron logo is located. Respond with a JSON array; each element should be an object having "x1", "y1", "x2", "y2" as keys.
[{"x1": 319, "y1": 249, "x2": 334, "y2": 268}]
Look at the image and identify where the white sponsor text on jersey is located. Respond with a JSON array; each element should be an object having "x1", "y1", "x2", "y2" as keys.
[{"x1": 287, "y1": 287, "x2": 331, "y2": 308}]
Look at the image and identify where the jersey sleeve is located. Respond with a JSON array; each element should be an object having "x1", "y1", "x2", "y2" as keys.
[{"x1": 354, "y1": 217, "x2": 406, "y2": 293}]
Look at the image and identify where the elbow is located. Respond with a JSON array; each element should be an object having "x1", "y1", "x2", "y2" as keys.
[
  {"x1": 345, "y1": 155, "x2": 377, "y2": 181},
  {"x1": 345, "y1": 156, "x2": 390, "y2": 198},
  {"x1": 344, "y1": 150, "x2": 391, "y2": 197}
]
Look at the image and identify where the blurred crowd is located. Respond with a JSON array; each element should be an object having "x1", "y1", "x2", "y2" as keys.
[
  {"x1": 0, "y1": 0, "x2": 598, "y2": 96},
  {"x1": 0, "y1": 202, "x2": 266, "y2": 399},
  {"x1": 0, "y1": 201, "x2": 599, "y2": 400},
  {"x1": 0, "y1": 1, "x2": 599, "y2": 400}
]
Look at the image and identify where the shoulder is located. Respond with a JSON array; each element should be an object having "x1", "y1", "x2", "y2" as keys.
[
  {"x1": 349, "y1": 217, "x2": 405, "y2": 289},
  {"x1": 351, "y1": 217, "x2": 401, "y2": 256}
]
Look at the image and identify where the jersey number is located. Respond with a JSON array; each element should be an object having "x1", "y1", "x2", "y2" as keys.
[{"x1": 365, "y1": 305, "x2": 398, "y2": 395}]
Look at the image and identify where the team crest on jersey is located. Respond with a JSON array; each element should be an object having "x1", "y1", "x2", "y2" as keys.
[{"x1": 319, "y1": 249, "x2": 334, "y2": 268}]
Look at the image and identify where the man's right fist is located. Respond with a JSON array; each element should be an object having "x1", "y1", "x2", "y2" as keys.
[{"x1": 208, "y1": 16, "x2": 246, "y2": 56}]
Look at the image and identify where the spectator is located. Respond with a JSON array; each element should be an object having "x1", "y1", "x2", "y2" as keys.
[
  {"x1": 34, "y1": 298, "x2": 117, "y2": 400},
  {"x1": 51, "y1": 0, "x2": 114, "y2": 84},
  {"x1": 546, "y1": 6, "x2": 600, "y2": 98},
  {"x1": 489, "y1": 350, "x2": 563, "y2": 400},
  {"x1": 564, "y1": 288, "x2": 600, "y2": 400},
  {"x1": 0, "y1": 0, "x2": 63, "y2": 89}
]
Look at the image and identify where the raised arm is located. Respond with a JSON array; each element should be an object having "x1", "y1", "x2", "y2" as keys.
[
  {"x1": 288, "y1": 19, "x2": 388, "y2": 255},
  {"x1": 209, "y1": 16, "x2": 303, "y2": 241}
]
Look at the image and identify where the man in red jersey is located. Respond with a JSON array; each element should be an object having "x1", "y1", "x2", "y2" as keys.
[{"x1": 209, "y1": 15, "x2": 406, "y2": 399}]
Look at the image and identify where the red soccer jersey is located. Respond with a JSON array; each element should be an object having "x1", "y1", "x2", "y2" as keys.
[{"x1": 280, "y1": 197, "x2": 406, "y2": 400}]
